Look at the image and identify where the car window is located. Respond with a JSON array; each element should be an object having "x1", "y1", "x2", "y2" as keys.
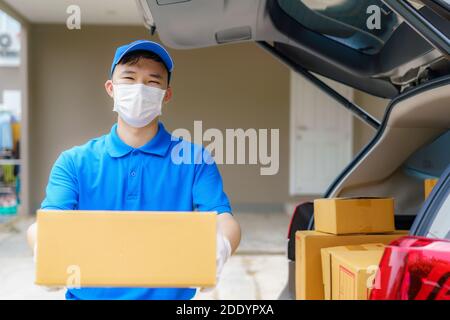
[
  {"x1": 426, "y1": 189, "x2": 450, "y2": 240},
  {"x1": 403, "y1": 130, "x2": 450, "y2": 179},
  {"x1": 277, "y1": 0, "x2": 402, "y2": 54}
]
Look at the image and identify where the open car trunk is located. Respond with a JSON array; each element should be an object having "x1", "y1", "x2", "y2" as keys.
[
  {"x1": 137, "y1": 0, "x2": 450, "y2": 98},
  {"x1": 326, "y1": 75, "x2": 450, "y2": 219}
]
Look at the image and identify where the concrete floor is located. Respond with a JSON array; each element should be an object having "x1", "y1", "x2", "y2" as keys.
[{"x1": 0, "y1": 212, "x2": 290, "y2": 300}]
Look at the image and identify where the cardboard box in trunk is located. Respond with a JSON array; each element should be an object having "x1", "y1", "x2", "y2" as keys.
[
  {"x1": 295, "y1": 230, "x2": 408, "y2": 300},
  {"x1": 424, "y1": 178, "x2": 438, "y2": 199},
  {"x1": 321, "y1": 243, "x2": 385, "y2": 300},
  {"x1": 35, "y1": 210, "x2": 217, "y2": 288},
  {"x1": 313, "y1": 197, "x2": 395, "y2": 235}
]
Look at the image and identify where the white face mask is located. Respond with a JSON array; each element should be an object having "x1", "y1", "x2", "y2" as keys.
[{"x1": 112, "y1": 84, "x2": 166, "y2": 128}]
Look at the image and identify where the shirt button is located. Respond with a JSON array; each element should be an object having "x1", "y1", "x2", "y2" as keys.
[{"x1": 130, "y1": 171, "x2": 136, "y2": 177}]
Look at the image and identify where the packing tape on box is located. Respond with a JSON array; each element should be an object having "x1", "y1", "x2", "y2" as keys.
[{"x1": 345, "y1": 245, "x2": 368, "y2": 251}]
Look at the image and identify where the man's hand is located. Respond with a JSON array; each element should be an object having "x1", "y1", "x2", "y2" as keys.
[
  {"x1": 200, "y1": 227, "x2": 231, "y2": 293},
  {"x1": 216, "y1": 227, "x2": 232, "y2": 280},
  {"x1": 200, "y1": 213, "x2": 240, "y2": 293},
  {"x1": 27, "y1": 222, "x2": 37, "y2": 250}
]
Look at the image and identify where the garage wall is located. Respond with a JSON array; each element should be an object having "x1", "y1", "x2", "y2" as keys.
[{"x1": 28, "y1": 24, "x2": 388, "y2": 213}]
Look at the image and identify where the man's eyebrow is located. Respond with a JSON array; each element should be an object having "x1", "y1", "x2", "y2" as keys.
[
  {"x1": 119, "y1": 70, "x2": 136, "y2": 75},
  {"x1": 149, "y1": 73, "x2": 163, "y2": 79}
]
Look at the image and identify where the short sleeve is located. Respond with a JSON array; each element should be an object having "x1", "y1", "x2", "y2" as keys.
[
  {"x1": 40, "y1": 151, "x2": 79, "y2": 210},
  {"x1": 192, "y1": 149, "x2": 232, "y2": 215}
]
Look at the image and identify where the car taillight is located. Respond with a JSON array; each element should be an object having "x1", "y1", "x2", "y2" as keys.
[{"x1": 370, "y1": 236, "x2": 450, "y2": 300}]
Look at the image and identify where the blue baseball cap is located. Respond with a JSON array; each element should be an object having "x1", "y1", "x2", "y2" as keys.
[{"x1": 110, "y1": 40, "x2": 174, "y2": 77}]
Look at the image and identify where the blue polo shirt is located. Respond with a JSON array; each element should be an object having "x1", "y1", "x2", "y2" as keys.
[{"x1": 40, "y1": 122, "x2": 232, "y2": 300}]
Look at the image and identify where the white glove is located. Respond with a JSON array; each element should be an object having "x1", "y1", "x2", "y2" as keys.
[{"x1": 200, "y1": 228, "x2": 232, "y2": 293}]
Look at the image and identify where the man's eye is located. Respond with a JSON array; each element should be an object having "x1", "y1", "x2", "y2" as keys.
[
  {"x1": 149, "y1": 81, "x2": 160, "y2": 84},
  {"x1": 123, "y1": 77, "x2": 134, "y2": 80}
]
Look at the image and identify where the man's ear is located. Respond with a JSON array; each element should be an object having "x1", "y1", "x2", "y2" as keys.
[
  {"x1": 105, "y1": 79, "x2": 114, "y2": 98},
  {"x1": 163, "y1": 86, "x2": 173, "y2": 104}
]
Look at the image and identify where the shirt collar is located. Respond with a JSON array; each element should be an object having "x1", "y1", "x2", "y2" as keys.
[{"x1": 106, "y1": 122, "x2": 172, "y2": 158}]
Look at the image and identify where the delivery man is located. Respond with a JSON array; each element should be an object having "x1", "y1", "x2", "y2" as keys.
[{"x1": 26, "y1": 40, "x2": 241, "y2": 300}]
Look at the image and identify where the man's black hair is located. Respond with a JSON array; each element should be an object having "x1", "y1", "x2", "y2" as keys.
[{"x1": 117, "y1": 49, "x2": 171, "y2": 85}]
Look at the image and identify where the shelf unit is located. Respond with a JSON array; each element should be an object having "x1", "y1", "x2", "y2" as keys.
[{"x1": 0, "y1": 159, "x2": 21, "y2": 165}]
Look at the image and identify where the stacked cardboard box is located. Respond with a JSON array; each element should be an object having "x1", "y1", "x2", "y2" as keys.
[
  {"x1": 424, "y1": 178, "x2": 438, "y2": 199},
  {"x1": 295, "y1": 197, "x2": 408, "y2": 300},
  {"x1": 321, "y1": 243, "x2": 385, "y2": 300}
]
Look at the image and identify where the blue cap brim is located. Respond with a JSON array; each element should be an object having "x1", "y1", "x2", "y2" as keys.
[{"x1": 110, "y1": 40, "x2": 174, "y2": 77}]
